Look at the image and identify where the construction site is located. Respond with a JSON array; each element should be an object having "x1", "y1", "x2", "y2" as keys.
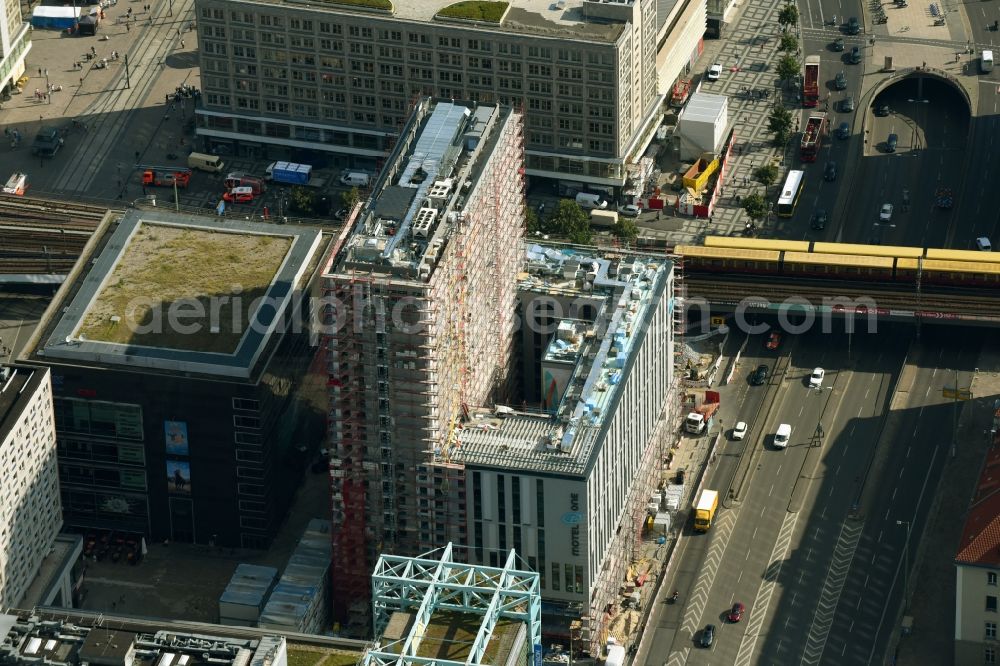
[
  {"x1": 321, "y1": 99, "x2": 525, "y2": 632},
  {"x1": 321, "y1": 97, "x2": 690, "y2": 658}
]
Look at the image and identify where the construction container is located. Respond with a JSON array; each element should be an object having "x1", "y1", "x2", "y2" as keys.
[{"x1": 218, "y1": 563, "x2": 278, "y2": 626}]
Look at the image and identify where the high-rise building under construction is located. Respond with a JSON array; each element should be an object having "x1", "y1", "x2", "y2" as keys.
[{"x1": 321, "y1": 99, "x2": 525, "y2": 623}]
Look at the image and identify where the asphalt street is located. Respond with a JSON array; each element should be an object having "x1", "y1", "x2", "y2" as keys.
[{"x1": 642, "y1": 322, "x2": 903, "y2": 664}]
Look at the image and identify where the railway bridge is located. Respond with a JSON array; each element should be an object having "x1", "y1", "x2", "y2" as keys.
[{"x1": 676, "y1": 237, "x2": 1000, "y2": 327}]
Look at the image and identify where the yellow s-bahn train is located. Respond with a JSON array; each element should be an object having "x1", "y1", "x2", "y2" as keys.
[{"x1": 674, "y1": 237, "x2": 1000, "y2": 287}]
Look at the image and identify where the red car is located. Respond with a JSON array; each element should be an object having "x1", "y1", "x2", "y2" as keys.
[
  {"x1": 727, "y1": 602, "x2": 745, "y2": 623},
  {"x1": 223, "y1": 186, "x2": 254, "y2": 203},
  {"x1": 766, "y1": 332, "x2": 781, "y2": 350}
]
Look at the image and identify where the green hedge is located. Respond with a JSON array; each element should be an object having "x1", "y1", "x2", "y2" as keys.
[
  {"x1": 323, "y1": 0, "x2": 392, "y2": 10},
  {"x1": 437, "y1": 1, "x2": 508, "y2": 22}
]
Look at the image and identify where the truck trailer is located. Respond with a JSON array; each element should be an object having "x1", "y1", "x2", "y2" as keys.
[
  {"x1": 803, "y1": 55, "x2": 821, "y2": 108},
  {"x1": 685, "y1": 390, "x2": 721, "y2": 434},
  {"x1": 694, "y1": 489, "x2": 719, "y2": 532},
  {"x1": 800, "y1": 112, "x2": 828, "y2": 162},
  {"x1": 265, "y1": 161, "x2": 327, "y2": 187}
]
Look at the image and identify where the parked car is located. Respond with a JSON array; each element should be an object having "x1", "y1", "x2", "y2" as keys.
[
  {"x1": 751, "y1": 364, "x2": 769, "y2": 385},
  {"x1": 618, "y1": 204, "x2": 641, "y2": 217},
  {"x1": 879, "y1": 203, "x2": 894, "y2": 222},
  {"x1": 699, "y1": 624, "x2": 716, "y2": 648},
  {"x1": 707, "y1": 63, "x2": 723, "y2": 80},
  {"x1": 766, "y1": 332, "x2": 782, "y2": 350},
  {"x1": 809, "y1": 367, "x2": 826, "y2": 388},
  {"x1": 727, "y1": 602, "x2": 746, "y2": 623},
  {"x1": 732, "y1": 422, "x2": 748, "y2": 440},
  {"x1": 811, "y1": 209, "x2": 828, "y2": 230},
  {"x1": 223, "y1": 186, "x2": 255, "y2": 203},
  {"x1": 834, "y1": 71, "x2": 847, "y2": 90},
  {"x1": 823, "y1": 161, "x2": 838, "y2": 182}
]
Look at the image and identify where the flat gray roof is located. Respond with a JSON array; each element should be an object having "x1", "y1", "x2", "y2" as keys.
[{"x1": 34, "y1": 211, "x2": 323, "y2": 380}]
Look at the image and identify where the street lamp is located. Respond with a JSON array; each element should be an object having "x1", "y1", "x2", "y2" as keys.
[
  {"x1": 896, "y1": 519, "x2": 912, "y2": 612},
  {"x1": 44, "y1": 69, "x2": 50, "y2": 104}
]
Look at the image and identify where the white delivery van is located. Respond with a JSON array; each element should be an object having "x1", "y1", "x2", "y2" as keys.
[
  {"x1": 773, "y1": 423, "x2": 792, "y2": 449},
  {"x1": 575, "y1": 192, "x2": 608, "y2": 210},
  {"x1": 340, "y1": 171, "x2": 370, "y2": 187},
  {"x1": 982, "y1": 50, "x2": 994, "y2": 74},
  {"x1": 187, "y1": 152, "x2": 225, "y2": 173}
]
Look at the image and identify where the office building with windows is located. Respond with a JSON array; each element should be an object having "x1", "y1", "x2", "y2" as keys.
[
  {"x1": 191, "y1": 0, "x2": 705, "y2": 190},
  {"x1": 954, "y1": 433, "x2": 1000, "y2": 665},
  {"x1": 0, "y1": 0, "x2": 31, "y2": 100},
  {"x1": 0, "y1": 363, "x2": 62, "y2": 608},
  {"x1": 23, "y1": 210, "x2": 328, "y2": 550},
  {"x1": 457, "y1": 245, "x2": 674, "y2": 652}
]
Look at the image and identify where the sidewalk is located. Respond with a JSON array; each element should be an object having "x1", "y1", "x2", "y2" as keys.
[{"x1": 892, "y1": 348, "x2": 1000, "y2": 665}]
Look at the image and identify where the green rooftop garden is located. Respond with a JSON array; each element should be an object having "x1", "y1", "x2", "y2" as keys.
[
  {"x1": 436, "y1": 1, "x2": 508, "y2": 22},
  {"x1": 318, "y1": 0, "x2": 391, "y2": 10}
]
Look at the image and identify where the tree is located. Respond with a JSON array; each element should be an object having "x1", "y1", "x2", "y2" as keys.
[
  {"x1": 779, "y1": 33, "x2": 798, "y2": 54},
  {"x1": 754, "y1": 164, "x2": 779, "y2": 190},
  {"x1": 289, "y1": 186, "x2": 317, "y2": 215},
  {"x1": 778, "y1": 3, "x2": 799, "y2": 31},
  {"x1": 549, "y1": 199, "x2": 593, "y2": 244},
  {"x1": 767, "y1": 104, "x2": 794, "y2": 146},
  {"x1": 340, "y1": 187, "x2": 361, "y2": 211},
  {"x1": 613, "y1": 217, "x2": 639, "y2": 242},
  {"x1": 524, "y1": 205, "x2": 542, "y2": 234},
  {"x1": 742, "y1": 192, "x2": 768, "y2": 223},
  {"x1": 776, "y1": 54, "x2": 801, "y2": 88}
]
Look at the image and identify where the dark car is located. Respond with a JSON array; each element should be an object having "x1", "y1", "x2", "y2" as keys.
[
  {"x1": 847, "y1": 16, "x2": 860, "y2": 34},
  {"x1": 699, "y1": 624, "x2": 716, "y2": 648},
  {"x1": 727, "y1": 602, "x2": 746, "y2": 623},
  {"x1": 841, "y1": 95, "x2": 855, "y2": 113},
  {"x1": 832, "y1": 37, "x2": 845, "y2": 52},
  {"x1": 751, "y1": 364, "x2": 769, "y2": 385},
  {"x1": 31, "y1": 127, "x2": 63, "y2": 157},
  {"x1": 875, "y1": 103, "x2": 891, "y2": 116},
  {"x1": 823, "y1": 161, "x2": 838, "y2": 182},
  {"x1": 834, "y1": 71, "x2": 847, "y2": 90},
  {"x1": 849, "y1": 46, "x2": 862, "y2": 64},
  {"x1": 836, "y1": 121, "x2": 851, "y2": 139},
  {"x1": 811, "y1": 209, "x2": 828, "y2": 230},
  {"x1": 886, "y1": 133, "x2": 898, "y2": 153}
]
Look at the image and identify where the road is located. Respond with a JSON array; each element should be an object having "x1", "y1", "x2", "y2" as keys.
[
  {"x1": 639, "y1": 322, "x2": 985, "y2": 665},
  {"x1": 774, "y1": 0, "x2": 1000, "y2": 250},
  {"x1": 643, "y1": 322, "x2": 907, "y2": 664}
]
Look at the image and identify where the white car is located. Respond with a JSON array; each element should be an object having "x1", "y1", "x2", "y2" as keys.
[
  {"x1": 618, "y1": 204, "x2": 641, "y2": 217},
  {"x1": 707, "y1": 63, "x2": 723, "y2": 80},
  {"x1": 774, "y1": 423, "x2": 791, "y2": 449},
  {"x1": 809, "y1": 367, "x2": 825, "y2": 388},
  {"x1": 879, "y1": 203, "x2": 893, "y2": 222},
  {"x1": 732, "y1": 421, "x2": 748, "y2": 440},
  {"x1": 977, "y1": 237, "x2": 993, "y2": 252}
]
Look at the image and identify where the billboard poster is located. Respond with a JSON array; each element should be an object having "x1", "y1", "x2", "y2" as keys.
[
  {"x1": 164, "y1": 420, "x2": 189, "y2": 455},
  {"x1": 166, "y1": 460, "x2": 191, "y2": 494}
]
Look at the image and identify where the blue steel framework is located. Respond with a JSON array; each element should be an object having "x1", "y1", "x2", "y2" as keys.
[{"x1": 368, "y1": 543, "x2": 541, "y2": 666}]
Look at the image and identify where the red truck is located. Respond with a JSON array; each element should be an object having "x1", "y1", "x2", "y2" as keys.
[
  {"x1": 142, "y1": 168, "x2": 191, "y2": 188},
  {"x1": 800, "y1": 112, "x2": 828, "y2": 162},
  {"x1": 685, "y1": 390, "x2": 721, "y2": 434},
  {"x1": 803, "y1": 55, "x2": 820, "y2": 108}
]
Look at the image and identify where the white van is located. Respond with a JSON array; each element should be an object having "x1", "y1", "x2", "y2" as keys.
[
  {"x1": 982, "y1": 50, "x2": 994, "y2": 74},
  {"x1": 773, "y1": 424, "x2": 792, "y2": 449},
  {"x1": 575, "y1": 192, "x2": 608, "y2": 210},
  {"x1": 187, "y1": 152, "x2": 225, "y2": 173},
  {"x1": 340, "y1": 171, "x2": 370, "y2": 187}
]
